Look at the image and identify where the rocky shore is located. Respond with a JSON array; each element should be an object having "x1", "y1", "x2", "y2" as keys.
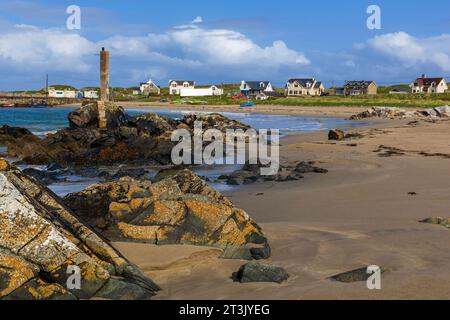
[
  {"x1": 0, "y1": 101, "x2": 250, "y2": 166},
  {"x1": 0, "y1": 159, "x2": 160, "y2": 300}
]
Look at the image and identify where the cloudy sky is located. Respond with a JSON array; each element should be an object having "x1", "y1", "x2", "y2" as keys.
[{"x1": 0, "y1": 0, "x2": 449, "y2": 90}]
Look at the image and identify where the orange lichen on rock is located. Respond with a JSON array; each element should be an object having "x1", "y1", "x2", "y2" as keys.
[
  {"x1": 0, "y1": 158, "x2": 10, "y2": 171},
  {"x1": 65, "y1": 170, "x2": 270, "y2": 260}
]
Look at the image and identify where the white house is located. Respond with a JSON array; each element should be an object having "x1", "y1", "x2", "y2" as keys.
[
  {"x1": 285, "y1": 78, "x2": 325, "y2": 96},
  {"x1": 83, "y1": 90, "x2": 99, "y2": 99},
  {"x1": 410, "y1": 75, "x2": 448, "y2": 94},
  {"x1": 180, "y1": 85, "x2": 223, "y2": 97},
  {"x1": 169, "y1": 80, "x2": 195, "y2": 95},
  {"x1": 140, "y1": 80, "x2": 161, "y2": 95},
  {"x1": 240, "y1": 81, "x2": 275, "y2": 96},
  {"x1": 48, "y1": 88, "x2": 77, "y2": 98}
]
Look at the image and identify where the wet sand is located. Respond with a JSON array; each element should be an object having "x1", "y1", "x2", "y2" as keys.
[{"x1": 112, "y1": 106, "x2": 450, "y2": 300}]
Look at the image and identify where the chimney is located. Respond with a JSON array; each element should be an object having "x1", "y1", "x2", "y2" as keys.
[{"x1": 422, "y1": 74, "x2": 426, "y2": 79}]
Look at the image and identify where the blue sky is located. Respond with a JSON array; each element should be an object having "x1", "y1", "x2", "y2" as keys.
[{"x1": 0, "y1": 0, "x2": 449, "y2": 90}]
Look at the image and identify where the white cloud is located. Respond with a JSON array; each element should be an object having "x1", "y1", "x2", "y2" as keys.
[
  {"x1": 191, "y1": 16, "x2": 203, "y2": 24},
  {"x1": 362, "y1": 31, "x2": 450, "y2": 72},
  {"x1": 0, "y1": 25, "x2": 96, "y2": 72},
  {"x1": 169, "y1": 27, "x2": 310, "y2": 66}
]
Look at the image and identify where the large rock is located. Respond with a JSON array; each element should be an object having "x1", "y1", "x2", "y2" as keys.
[
  {"x1": 64, "y1": 169, "x2": 270, "y2": 260},
  {"x1": 0, "y1": 104, "x2": 252, "y2": 167},
  {"x1": 68, "y1": 102, "x2": 129, "y2": 129},
  {"x1": 232, "y1": 263, "x2": 289, "y2": 284},
  {"x1": 0, "y1": 158, "x2": 159, "y2": 300}
]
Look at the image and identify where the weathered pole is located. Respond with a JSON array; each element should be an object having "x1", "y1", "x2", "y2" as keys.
[
  {"x1": 100, "y1": 47, "x2": 110, "y2": 101},
  {"x1": 98, "y1": 47, "x2": 109, "y2": 128}
]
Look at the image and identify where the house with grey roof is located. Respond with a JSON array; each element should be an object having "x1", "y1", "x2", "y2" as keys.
[
  {"x1": 240, "y1": 81, "x2": 275, "y2": 97},
  {"x1": 169, "y1": 80, "x2": 195, "y2": 95},
  {"x1": 343, "y1": 80, "x2": 378, "y2": 95},
  {"x1": 286, "y1": 78, "x2": 325, "y2": 96}
]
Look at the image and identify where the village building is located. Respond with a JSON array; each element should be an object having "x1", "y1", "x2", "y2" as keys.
[
  {"x1": 140, "y1": 80, "x2": 161, "y2": 96},
  {"x1": 343, "y1": 81, "x2": 378, "y2": 95},
  {"x1": 240, "y1": 81, "x2": 275, "y2": 97},
  {"x1": 180, "y1": 85, "x2": 223, "y2": 97},
  {"x1": 410, "y1": 75, "x2": 448, "y2": 94},
  {"x1": 83, "y1": 90, "x2": 99, "y2": 99},
  {"x1": 285, "y1": 78, "x2": 325, "y2": 96},
  {"x1": 48, "y1": 87, "x2": 77, "y2": 98},
  {"x1": 169, "y1": 80, "x2": 195, "y2": 95}
]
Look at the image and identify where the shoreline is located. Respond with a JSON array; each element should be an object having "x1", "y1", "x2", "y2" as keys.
[{"x1": 114, "y1": 114, "x2": 450, "y2": 300}]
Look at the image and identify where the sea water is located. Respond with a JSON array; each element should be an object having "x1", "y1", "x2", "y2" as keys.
[{"x1": 0, "y1": 107, "x2": 367, "y2": 196}]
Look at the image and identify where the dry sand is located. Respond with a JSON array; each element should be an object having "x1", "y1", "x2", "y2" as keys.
[
  {"x1": 111, "y1": 105, "x2": 450, "y2": 300},
  {"x1": 119, "y1": 101, "x2": 368, "y2": 117}
]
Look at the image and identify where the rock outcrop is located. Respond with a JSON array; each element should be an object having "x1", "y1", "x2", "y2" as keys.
[
  {"x1": 0, "y1": 103, "x2": 251, "y2": 167},
  {"x1": 0, "y1": 158, "x2": 159, "y2": 300},
  {"x1": 350, "y1": 106, "x2": 450, "y2": 120},
  {"x1": 64, "y1": 169, "x2": 270, "y2": 260},
  {"x1": 219, "y1": 161, "x2": 328, "y2": 186}
]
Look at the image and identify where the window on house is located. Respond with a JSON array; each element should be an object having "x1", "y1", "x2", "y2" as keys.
[
  {"x1": 260, "y1": 82, "x2": 265, "y2": 88},
  {"x1": 289, "y1": 90, "x2": 293, "y2": 95}
]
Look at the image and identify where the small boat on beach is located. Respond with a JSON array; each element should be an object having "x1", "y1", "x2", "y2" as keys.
[
  {"x1": 240, "y1": 102, "x2": 254, "y2": 108},
  {"x1": 0, "y1": 103, "x2": 15, "y2": 108},
  {"x1": 31, "y1": 102, "x2": 49, "y2": 108}
]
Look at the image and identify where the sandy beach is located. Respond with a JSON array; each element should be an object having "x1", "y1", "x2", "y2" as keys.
[
  {"x1": 118, "y1": 101, "x2": 370, "y2": 118},
  {"x1": 109, "y1": 105, "x2": 450, "y2": 300}
]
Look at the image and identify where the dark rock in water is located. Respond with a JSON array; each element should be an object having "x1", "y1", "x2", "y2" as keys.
[
  {"x1": 0, "y1": 159, "x2": 160, "y2": 300},
  {"x1": 22, "y1": 168, "x2": 60, "y2": 185},
  {"x1": 328, "y1": 129, "x2": 345, "y2": 141},
  {"x1": 0, "y1": 103, "x2": 251, "y2": 167},
  {"x1": 232, "y1": 263, "x2": 289, "y2": 284},
  {"x1": 64, "y1": 169, "x2": 270, "y2": 260},
  {"x1": 0, "y1": 125, "x2": 33, "y2": 139},
  {"x1": 98, "y1": 167, "x2": 149, "y2": 180},
  {"x1": 46, "y1": 162, "x2": 65, "y2": 172},
  {"x1": 330, "y1": 266, "x2": 385, "y2": 283}
]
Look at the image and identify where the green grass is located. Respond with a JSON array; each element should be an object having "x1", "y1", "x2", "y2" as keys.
[{"x1": 256, "y1": 93, "x2": 450, "y2": 108}]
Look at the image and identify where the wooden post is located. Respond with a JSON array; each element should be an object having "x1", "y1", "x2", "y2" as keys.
[
  {"x1": 98, "y1": 47, "x2": 109, "y2": 129},
  {"x1": 100, "y1": 47, "x2": 109, "y2": 102}
]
